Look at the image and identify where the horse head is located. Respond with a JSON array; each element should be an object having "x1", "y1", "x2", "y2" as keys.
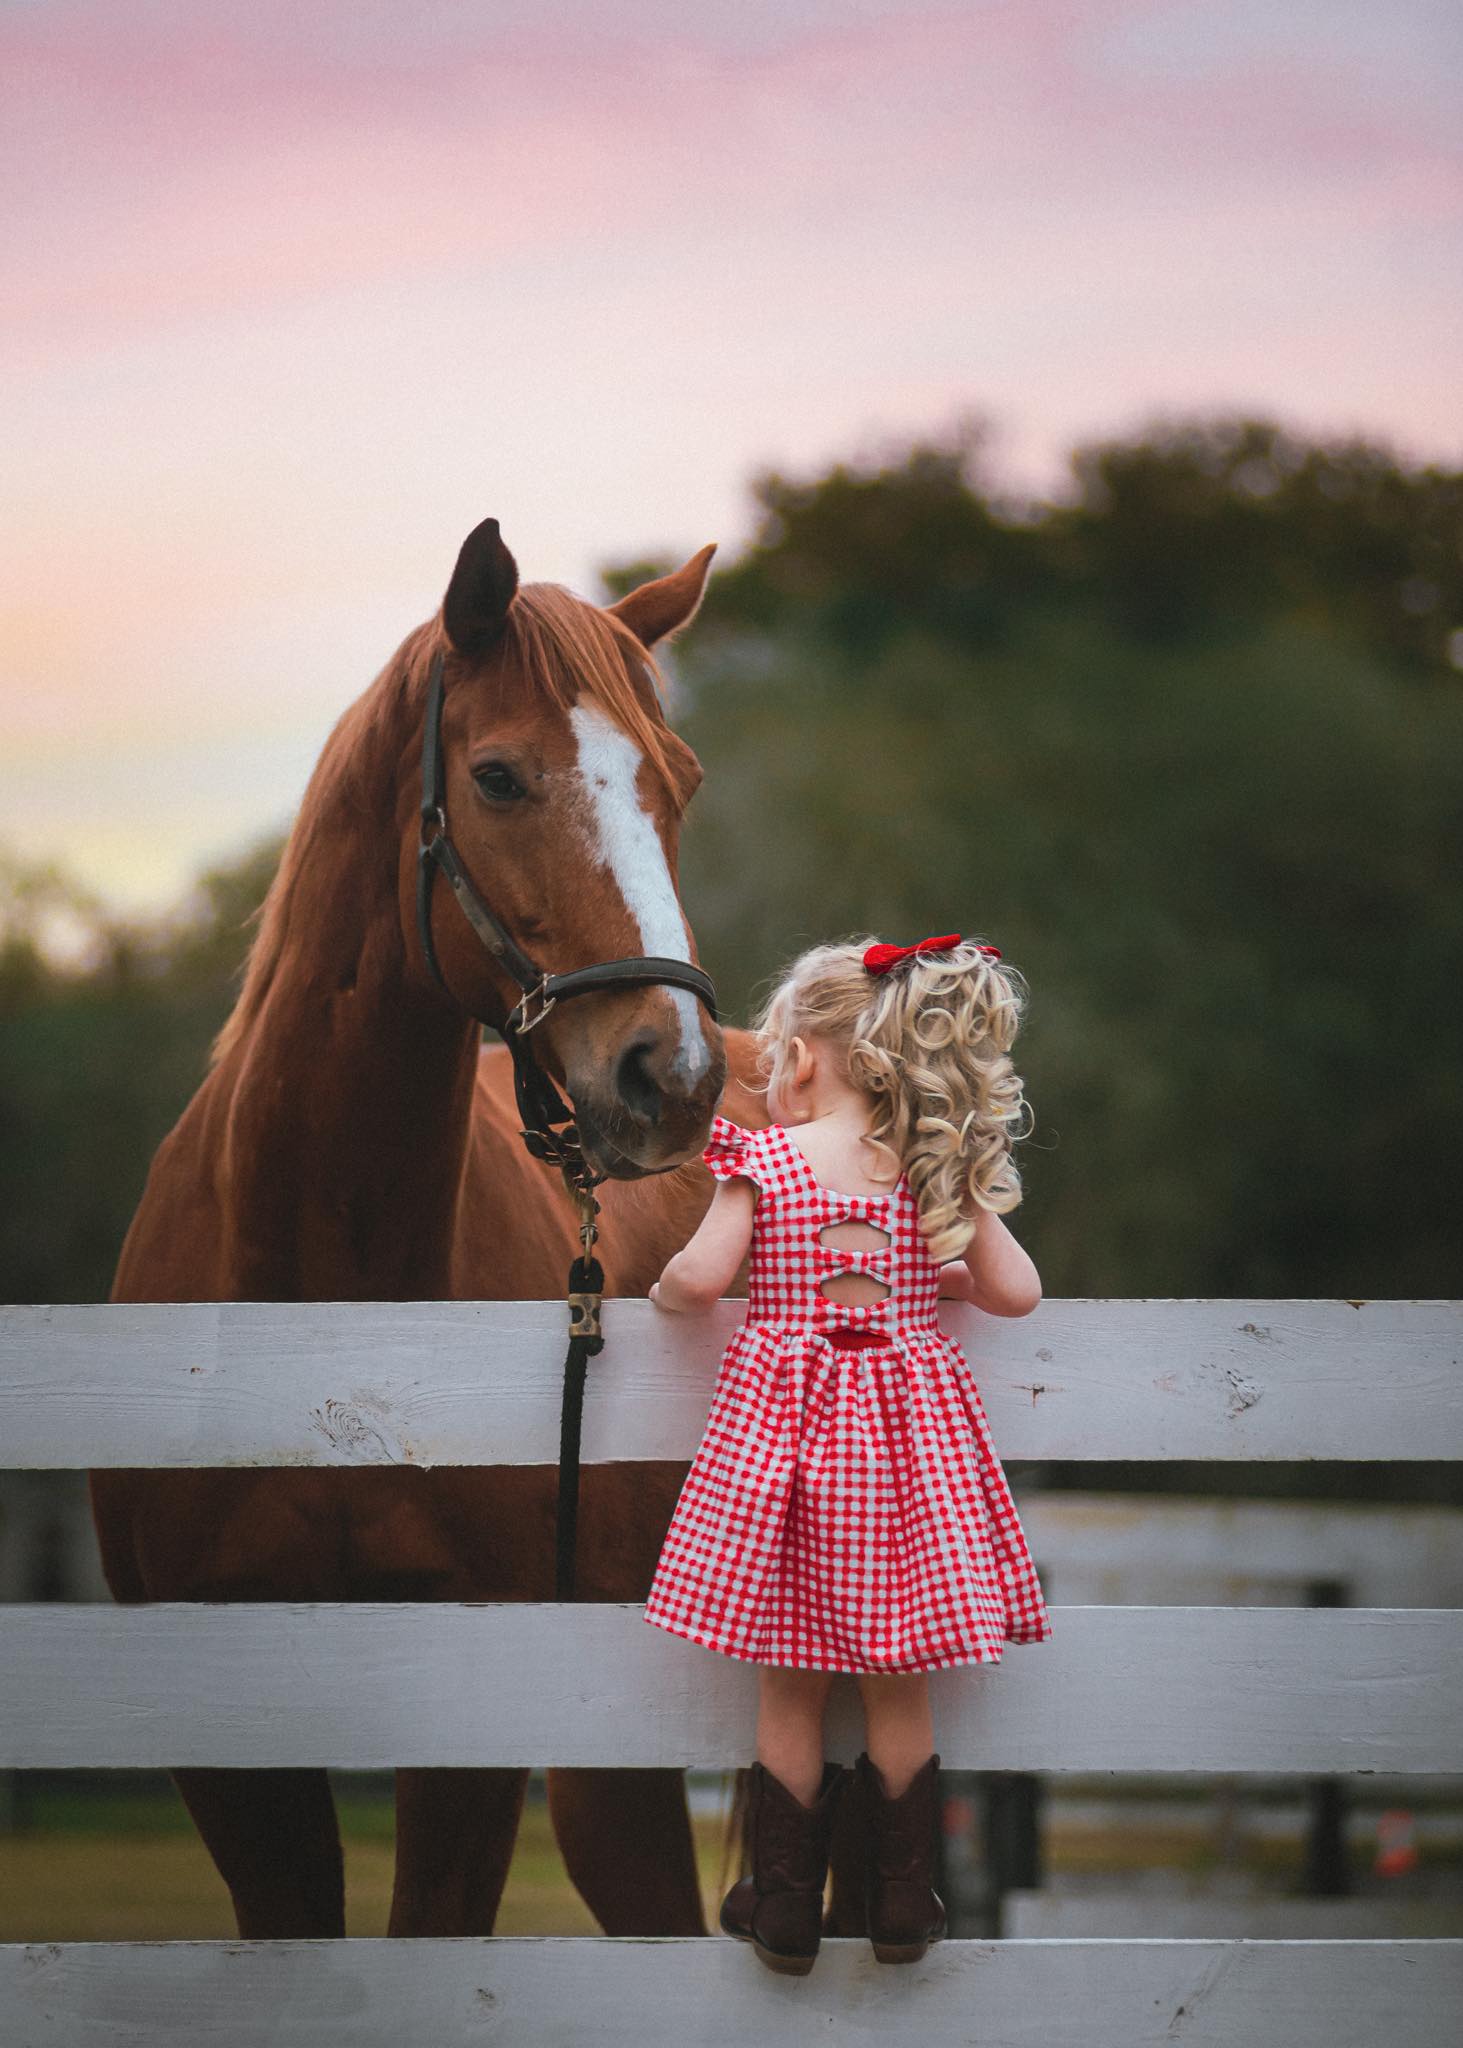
[{"x1": 407, "y1": 517, "x2": 727, "y2": 1179}]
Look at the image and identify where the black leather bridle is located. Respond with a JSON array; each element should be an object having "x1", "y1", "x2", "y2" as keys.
[
  {"x1": 414, "y1": 643, "x2": 719, "y2": 1598},
  {"x1": 415, "y1": 647, "x2": 718, "y2": 1191}
]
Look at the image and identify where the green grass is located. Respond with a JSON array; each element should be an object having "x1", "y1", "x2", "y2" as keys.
[{"x1": 0, "y1": 1781, "x2": 738, "y2": 1941}]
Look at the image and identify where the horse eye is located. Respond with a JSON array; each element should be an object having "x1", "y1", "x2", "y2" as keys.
[{"x1": 473, "y1": 762, "x2": 525, "y2": 802}]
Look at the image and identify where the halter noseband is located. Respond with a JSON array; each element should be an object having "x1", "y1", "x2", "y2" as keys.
[{"x1": 415, "y1": 647, "x2": 719, "y2": 1194}]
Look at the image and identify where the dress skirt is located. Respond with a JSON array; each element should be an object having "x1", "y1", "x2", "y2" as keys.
[{"x1": 643, "y1": 1317, "x2": 1052, "y2": 1674}]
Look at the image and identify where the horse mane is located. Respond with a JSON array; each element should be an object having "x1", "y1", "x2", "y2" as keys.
[{"x1": 208, "y1": 582, "x2": 673, "y2": 1071}]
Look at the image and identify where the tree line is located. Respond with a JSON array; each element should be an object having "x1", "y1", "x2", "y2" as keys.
[{"x1": 4, "y1": 412, "x2": 1460, "y2": 1306}]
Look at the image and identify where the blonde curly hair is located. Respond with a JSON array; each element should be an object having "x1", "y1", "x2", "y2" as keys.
[{"x1": 753, "y1": 936, "x2": 1033, "y2": 1263}]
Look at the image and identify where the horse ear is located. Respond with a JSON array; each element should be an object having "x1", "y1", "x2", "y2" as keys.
[
  {"x1": 608, "y1": 543, "x2": 717, "y2": 650},
  {"x1": 442, "y1": 517, "x2": 520, "y2": 657}
]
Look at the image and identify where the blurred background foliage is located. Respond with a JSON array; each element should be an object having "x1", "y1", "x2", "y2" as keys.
[{"x1": 4, "y1": 412, "x2": 1460, "y2": 1305}]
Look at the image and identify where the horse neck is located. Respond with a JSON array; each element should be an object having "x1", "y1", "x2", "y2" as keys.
[{"x1": 209, "y1": 668, "x2": 483, "y2": 1300}]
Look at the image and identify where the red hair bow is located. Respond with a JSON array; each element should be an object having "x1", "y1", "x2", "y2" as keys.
[{"x1": 863, "y1": 933, "x2": 1001, "y2": 976}]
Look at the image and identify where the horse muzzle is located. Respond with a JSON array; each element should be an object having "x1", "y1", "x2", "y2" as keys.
[{"x1": 569, "y1": 1020, "x2": 727, "y2": 1179}]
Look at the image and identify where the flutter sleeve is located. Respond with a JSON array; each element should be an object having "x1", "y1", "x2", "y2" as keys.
[{"x1": 702, "y1": 1114, "x2": 762, "y2": 1185}]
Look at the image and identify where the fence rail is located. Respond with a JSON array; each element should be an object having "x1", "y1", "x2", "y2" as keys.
[
  {"x1": 3, "y1": 1601, "x2": 1459, "y2": 1772},
  {"x1": 5, "y1": 1937, "x2": 1463, "y2": 2048},
  {"x1": 3, "y1": 1298, "x2": 1458, "y2": 1466}
]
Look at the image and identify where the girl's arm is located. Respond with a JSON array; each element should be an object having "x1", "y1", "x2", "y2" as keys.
[
  {"x1": 960, "y1": 1206, "x2": 1042, "y2": 1317},
  {"x1": 650, "y1": 1179, "x2": 757, "y2": 1312}
]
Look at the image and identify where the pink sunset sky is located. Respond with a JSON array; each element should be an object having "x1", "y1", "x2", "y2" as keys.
[{"x1": 3, "y1": 0, "x2": 1460, "y2": 911}]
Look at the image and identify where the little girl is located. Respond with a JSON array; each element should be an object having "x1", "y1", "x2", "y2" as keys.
[{"x1": 642, "y1": 932, "x2": 1051, "y2": 1976}]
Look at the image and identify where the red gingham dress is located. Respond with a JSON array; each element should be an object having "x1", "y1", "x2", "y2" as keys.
[{"x1": 643, "y1": 1115, "x2": 1052, "y2": 1673}]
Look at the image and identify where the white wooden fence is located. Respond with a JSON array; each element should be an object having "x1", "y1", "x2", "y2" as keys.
[{"x1": 1, "y1": 1297, "x2": 1461, "y2": 2044}]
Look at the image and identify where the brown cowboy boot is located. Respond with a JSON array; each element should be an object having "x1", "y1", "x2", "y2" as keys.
[
  {"x1": 856, "y1": 1750, "x2": 948, "y2": 1963},
  {"x1": 720, "y1": 1761, "x2": 847, "y2": 1976}
]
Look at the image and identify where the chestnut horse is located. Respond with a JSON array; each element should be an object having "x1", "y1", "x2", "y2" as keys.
[{"x1": 90, "y1": 519, "x2": 767, "y2": 1939}]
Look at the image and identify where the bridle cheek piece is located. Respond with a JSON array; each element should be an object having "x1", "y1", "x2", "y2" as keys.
[{"x1": 414, "y1": 644, "x2": 719, "y2": 1601}]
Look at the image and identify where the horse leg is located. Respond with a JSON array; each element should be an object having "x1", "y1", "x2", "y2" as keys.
[
  {"x1": 389, "y1": 1766, "x2": 529, "y2": 1935},
  {"x1": 545, "y1": 1767, "x2": 706, "y2": 1934},
  {"x1": 171, "y1": 1767, "x2": 345, "y2": 1938}
]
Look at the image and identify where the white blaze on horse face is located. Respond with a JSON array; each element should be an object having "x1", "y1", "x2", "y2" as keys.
[{"x1": 567, "y1": 702, "x2": 712, "y2": 1087}]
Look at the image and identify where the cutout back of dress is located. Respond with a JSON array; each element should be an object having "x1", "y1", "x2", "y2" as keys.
[{"x1": 702, "y1": 1117, "x2": 943, "y2": 1350}]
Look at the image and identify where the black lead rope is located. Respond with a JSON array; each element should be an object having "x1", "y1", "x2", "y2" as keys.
[
  {"x1": 414, "y1": 646, "x2": 718, "y2": 1605},
  {"x1": 556, "y1": 1192, "x2": 606, "y2": 1601}
]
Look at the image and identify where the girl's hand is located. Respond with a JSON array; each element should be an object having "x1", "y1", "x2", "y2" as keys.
[
  {"x1": 962, "y1": 1207, "x2": 1042, "y2": 1317},
  {"x1": 937, "y1": 1261, "x2": 976, "y2": 1301},
  {"x1": 651, "y1": 1261, "x2": 722, "y2": 1314}
]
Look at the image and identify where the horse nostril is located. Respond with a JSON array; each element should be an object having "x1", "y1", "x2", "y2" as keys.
[{"x1": 615, "y1": 1034, "x2": 663, "y2": 1126}]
